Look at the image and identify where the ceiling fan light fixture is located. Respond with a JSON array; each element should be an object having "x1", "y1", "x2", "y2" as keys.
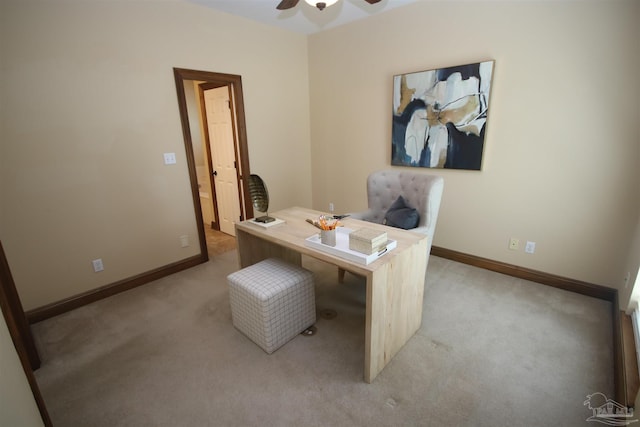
[{"x1": 304, "y1": 0, "x2": 339, "y2": 10}]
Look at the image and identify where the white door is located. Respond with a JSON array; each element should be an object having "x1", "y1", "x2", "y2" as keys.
[{"x1": 204, "y1": 86, "x2": 241, "y2": 236}]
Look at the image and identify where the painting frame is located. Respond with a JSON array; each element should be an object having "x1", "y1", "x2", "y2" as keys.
[{"x1": 391, "y1": 60, "x2": 495, "y2": 171}]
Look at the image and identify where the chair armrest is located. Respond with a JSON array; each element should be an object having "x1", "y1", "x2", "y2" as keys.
[{"x1": 411, "y1": 226, "x2": 429, "y2": 235}]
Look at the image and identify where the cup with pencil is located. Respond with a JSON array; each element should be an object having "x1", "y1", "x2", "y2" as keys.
[{"x1": 306, "y1": 215, "x2": 339, "y2": 246}]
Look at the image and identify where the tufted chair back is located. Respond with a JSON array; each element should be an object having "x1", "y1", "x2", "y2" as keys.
[{"x1": 350, "y1": 170, "x2": 444, "y2": 251}]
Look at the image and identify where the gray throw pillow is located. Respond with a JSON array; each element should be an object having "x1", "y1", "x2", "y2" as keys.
[{"x1": 383, "y1": 195, "x2": 420, "y2": 229}]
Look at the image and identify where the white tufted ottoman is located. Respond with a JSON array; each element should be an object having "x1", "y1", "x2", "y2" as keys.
[{"x1": 227, "y1": 258, "x2": 316, "y2": 354}]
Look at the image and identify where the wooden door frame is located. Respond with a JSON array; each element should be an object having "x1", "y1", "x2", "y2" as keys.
[
  {"x1": 173, "y1": 68, "x2": 253, "y2": 257},
  {"x1": 0, "y1": 241, "x2": 52, "y2": 426}
]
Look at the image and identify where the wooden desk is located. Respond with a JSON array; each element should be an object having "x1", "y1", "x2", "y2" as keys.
[{"x1": 235, "y1": 207, "x2": 428, "y2": 383}]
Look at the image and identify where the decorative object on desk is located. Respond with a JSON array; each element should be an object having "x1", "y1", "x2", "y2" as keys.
[
  {"x1": 317, "y1": 214, "x2": 338, "y2": 246},
  {"x1": 320, "y1": 229, "x2": 336, "y2": 247},
  {"x1": 392, "y1": 60, "x2": 494, "y2": 170},
  {"x1": 305, "y1": 227, "x2": 397, "y2": 265},
  {"x1": 307, "y1": 216, "x2": 342, "y2": 230},
  {"x1": 248, "y1": 174, "x2": 275, "y2": 223},
  {"x1": 305, "y1": 218, "x2": 323, "y2": 229},
  {"x1": 317, "y1": 214, "x2": 338, "y2": 230},
  {"x1": 249, "y1": 217, "x2": 285, "y2": 228},
  {"x1": 349, "y1": 228, "x2": 388, "y2": 255},
  {"x1": 383, "y1": 195, "x2": 420, "y2": 230}
]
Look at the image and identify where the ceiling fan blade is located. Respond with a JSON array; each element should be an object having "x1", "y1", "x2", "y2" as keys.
[
  {"x1": 277, "y1": 0, "x2": 300, "y2": 10},
  {"x1": 364, "y1": 0, "x2": 382, "y2": 4}
]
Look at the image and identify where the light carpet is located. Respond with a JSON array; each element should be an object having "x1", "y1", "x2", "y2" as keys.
[{"x1": 32, "y1": 250, "x2": 614, "y2": 426}]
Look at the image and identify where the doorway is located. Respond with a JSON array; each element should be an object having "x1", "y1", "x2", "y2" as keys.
[
  {"x1": 173, "y1": 68, "x2": 253, "y2": 260},
  {"x1": 200, "y1": 83, "x2": 241, "y2": 236}
]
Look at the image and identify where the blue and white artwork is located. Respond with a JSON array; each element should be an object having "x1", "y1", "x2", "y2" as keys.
[{"x1": 392, "y1": 61, "x2": 494, "y2": 170}]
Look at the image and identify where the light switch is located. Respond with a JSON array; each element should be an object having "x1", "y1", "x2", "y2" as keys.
[
  {"x1": 164, "y1": 152, "x2": 177, "y2": 165},
  {"x1": 92, "y1": 258, "x2": 104, "y2": 272}
]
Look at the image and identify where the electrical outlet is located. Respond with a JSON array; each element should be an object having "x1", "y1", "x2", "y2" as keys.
[
  {"x1": 624, "y1": 272, "x2": 631, "y2": 289},
  {"x1": 180, "y1": 235, "x2": 189, "y2": 248},
  {"x1": 525, "y1": 241, "x2": 536, "y2": 254},
  {"x1": 509, "y1": 238, "x2": 519, "y2": 250},
  {"x1": 163, "y1": 152, "x2": 177, "y2": 165},
  {"x1": 329, "y1": 203, "x2": 334, "y2": 213},
  {"x1": 92, "y1": 258, "x2": 104, "y2": 272}
]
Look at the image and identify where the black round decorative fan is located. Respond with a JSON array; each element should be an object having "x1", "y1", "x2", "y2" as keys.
[
  {"x1": 277, "y1": 0, "x2": 381, "y2": 12},
  {"x1": 248, "y1": 174, "x2": 275, "y2": 223}
]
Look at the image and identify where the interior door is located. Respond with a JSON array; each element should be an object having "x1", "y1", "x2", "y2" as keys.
[{"x1": 203, "y1": 86, "x2": 241, "y2": 236}]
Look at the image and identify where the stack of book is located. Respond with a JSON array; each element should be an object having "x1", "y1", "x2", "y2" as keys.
[{"x1": 349, "y1": 228, "x2": 388, "y2": 255}]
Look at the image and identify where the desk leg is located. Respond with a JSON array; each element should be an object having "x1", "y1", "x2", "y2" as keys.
[
  {"x1": 235, "y1": 228, "x2": 302, "y2": 268},
  {"x1": 364, "y1": 239, "x2": 427, "y2": 383}
]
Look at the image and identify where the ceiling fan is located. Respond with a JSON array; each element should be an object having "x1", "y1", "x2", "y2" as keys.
[{"x1": 277, "y1": 0, "x2": 382, "y2": 12}]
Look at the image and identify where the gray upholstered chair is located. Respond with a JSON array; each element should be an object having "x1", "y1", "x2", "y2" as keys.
[
  {"x1": 339, "y1": 170, "x2": 444, "y2": 281},
  {"x1": 350, "y1": 169, "x2": 444, "y2": 249}
]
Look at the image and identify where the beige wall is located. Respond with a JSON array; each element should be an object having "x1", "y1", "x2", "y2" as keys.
[
  {"x1": 0, "y1": 1, "x2": 311, "y2": 310},
  {"x1": 308, "y1": 1, "x2": 640, "y2": 292}
]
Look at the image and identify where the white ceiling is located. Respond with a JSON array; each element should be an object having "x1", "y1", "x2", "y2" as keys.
[{"x1": 189, "y1": 0, "x2": 420, "y2": 35}]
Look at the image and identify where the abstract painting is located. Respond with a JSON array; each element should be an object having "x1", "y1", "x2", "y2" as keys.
[{"x1": 392, "y1": 61, "x2": 494, "y2": 170}]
